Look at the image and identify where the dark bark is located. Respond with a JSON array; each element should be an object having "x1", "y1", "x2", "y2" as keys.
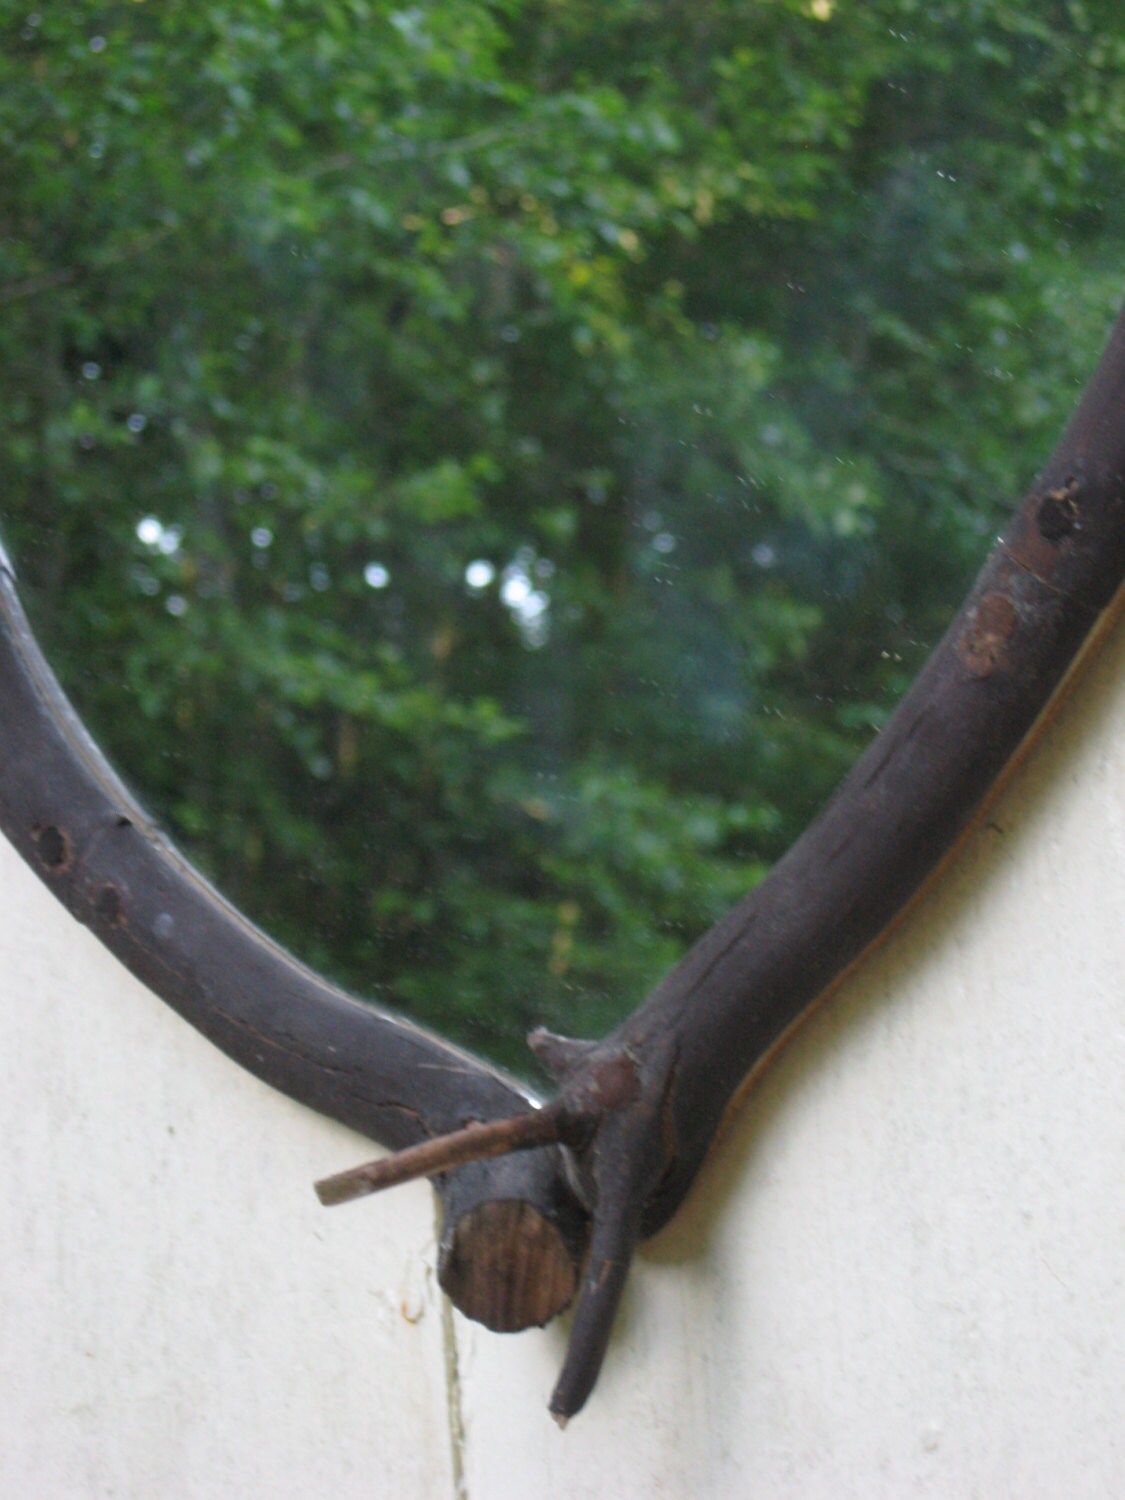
[
  {"x1": 3, "y1": 299, "x2": 1125, "y2": 1422},
  {"x1": 314, "y1": 300, "x2": 1125, "y2": 1418},
  {"x1": 0, "y1": 550, "x2": 588, "y2": 1333}
]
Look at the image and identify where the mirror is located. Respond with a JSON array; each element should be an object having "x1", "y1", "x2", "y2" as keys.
[{"x1": 3, "y1": 2, "x2": 1121, "y2": 1074}]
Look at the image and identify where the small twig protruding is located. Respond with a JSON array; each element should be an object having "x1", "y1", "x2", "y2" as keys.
[
  {"x1": 314, "y1": 1108, "x2": 565, "y2": 1206},
  {"x1": 313, "y1": 1036, "x2": 671, "y2": 1421},
  {"x1": 528, "y1": 1026, "x2": 598, "y2": 1081}
]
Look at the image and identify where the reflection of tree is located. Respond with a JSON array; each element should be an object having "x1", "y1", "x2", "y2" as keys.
[
  {"x1": 1, "y1": 0, "x2": 1123, "y2": 1071},
  {"x1": 318, "y1": 298, "x2": 1125, "y2": 1419}
]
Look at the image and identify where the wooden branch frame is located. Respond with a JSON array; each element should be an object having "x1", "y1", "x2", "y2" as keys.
[
  {"x1": 0, "y1": 552, "x2": 588, "y2": 1335},
  {"x1": 3, "y1": 298, "x2": 1125, "y2": 1423}
]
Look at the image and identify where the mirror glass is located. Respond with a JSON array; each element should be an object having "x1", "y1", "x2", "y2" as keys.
[{"x1": 3, "y1": 2, "x2": 1121, "y2": 1074}]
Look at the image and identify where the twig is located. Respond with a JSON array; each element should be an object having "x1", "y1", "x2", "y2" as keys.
[
  {"x1": 307, "y1": 121, "x2": 548, "y2": 180},
  {"x1": 315, "y1": 1108, "x2": 563, "y2": 1205},
  {"x1": 0, "y1": 224, "x2": 178, "y2": 305},
  {"x1": 311, "y1": 296, "x2": 1125, "y2": 1422}
]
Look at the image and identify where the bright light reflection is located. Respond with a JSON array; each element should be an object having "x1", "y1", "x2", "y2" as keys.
[
  {"x1": 500, "y1": 551, "x2": 551, "y2": 647},
  {"x1": 364, "y1": 562, "x2": 390, "y2": 589},
  {"x1": 500, "y1": 572, "x2": 532, "y2": 608}
]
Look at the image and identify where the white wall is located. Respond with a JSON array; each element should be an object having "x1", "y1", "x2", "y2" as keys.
[{"x1": 4, "y1": 619, "x2": 1125, "y2": 1498}]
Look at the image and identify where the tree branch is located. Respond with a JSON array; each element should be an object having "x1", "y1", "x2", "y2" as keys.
[
  {"x1": 0, "y1": 552, "x2": 589, "y2": 1334},
  {"x1": 308, "y1": 296, "x2": 1125, "y2": 1418},
  {"x1": 5, "y1": 300, "x2": 1125, "y2": 1422},
  {"x1": 0, "y1": 225, "x2": 178, "y2": 305},
  {"x1": 314, "y1": 1109, "x2": 564, "y2": 1205}
]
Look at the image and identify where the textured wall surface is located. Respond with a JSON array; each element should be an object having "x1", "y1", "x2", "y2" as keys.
[{"x1": 3, "y1": 619, "x2": 1125, "y2": 1498}]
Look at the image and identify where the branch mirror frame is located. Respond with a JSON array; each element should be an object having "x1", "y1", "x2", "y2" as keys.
[
  {"x1": 5, "y1": 305, "x2": 1125, "y2": 1418},
  {"x1": 3, "y1": 4, "x2": 1125, "y2": 1425}
]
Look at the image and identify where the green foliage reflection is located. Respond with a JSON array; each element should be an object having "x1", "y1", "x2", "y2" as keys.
[{"x1": 2, "y1": 0, "x2": 1122, "y2": 1070}]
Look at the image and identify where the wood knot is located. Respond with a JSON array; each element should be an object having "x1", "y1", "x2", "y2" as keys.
[
  {"x1": 93, "y1": 882, "x2": 125, "y2": 925},
  {"x1": 958, "y1": 592, "x2": 1018, "y2": 679},
  {"x1": 585, "y1": 1050, "x2": 641, "y2": 1112},
  {"x1": 1036, "y1": 478, "x2": 1081, "y2": 542},
  {"x1": 33, "y1": 823, "x2": 72, "y2": 871}
]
